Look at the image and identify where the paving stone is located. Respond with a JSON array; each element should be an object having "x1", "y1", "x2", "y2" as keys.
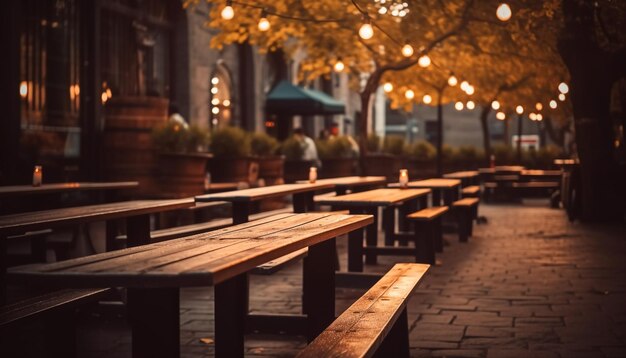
[
  {"x1": 411, "y1": 323, "x2": 466, "y2": 342},
  {"x1": 432, "y1": 348, "x2": 485, "y2": 357},
  {"x1": 465, "y1": 326, "x2": 513, "y2": 338},
  {"x1": 411, "y1": 340, "x2": 459, "y2": 349}
]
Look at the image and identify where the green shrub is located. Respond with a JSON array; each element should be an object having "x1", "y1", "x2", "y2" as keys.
[
  {"x1": 280, "y1": 136, "x2": 305, "y2": 161},
  {"x1": 366, "y1": 134, "x2": 382, "y2": 153},
  {"x1": 152, "y1": 122, "x2": 209, "y2": 153},
  {"x1": 492, "y1": 144, "x2": 515, "y2": 164},
  {"x1": 250, "y1": 131, "x2": 279, "y2": 157},
  {"x1": 441, "y1": 144, "x2": 456, "y2": 162},
  {"x1": 406, "y1": 140, "x2": 436, "y2": 160},
  {"x1": 456, "y1": 145, "x2": 482, "y2": 162},
  {"x1": 382, "y1": 135, "x2": 406, "y2": 156},
  {"x1": 316, "y1": 136, "x2": 354, "y2": 160},
  {"x1": 210, "y1": 126, "x2": 250, "y2": 158}
]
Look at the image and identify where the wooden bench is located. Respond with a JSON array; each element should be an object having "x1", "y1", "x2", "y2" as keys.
[
  {"x1": 461, "y1": 185, "x2": 481, "y2": 198},
  {"x1": 297, "y1": 263, "x2": 429, "y2": 358},
  {"x1": 511, "y1": 181, "x2": 559, "y2": 198},
  {"x1": 1, "y1": 288, "x2": 110, "y2": 356},
  {"x1": 406, "y1": 206, "x2": 449, "y2": 264},
  {"x1": 452, "y1": 198, "x2": 479, "y2": 242}
]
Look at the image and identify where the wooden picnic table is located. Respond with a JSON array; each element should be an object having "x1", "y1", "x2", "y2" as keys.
[
  {"x1": 0, "y1": 198, "x2": 194, "y2": 305},
  {"x1": 296, "y1": 176, "x2": 387, "y2": 195},
  {"x1": 443, "y1": 171, "x2": 479, "y2": 187},
  {"x1": 195, "y1": 182, "x2": 334, "y2": 224},
  {"x1": 8, "y1": 212, "x2": 373, "y2": 357},
  {"x1": 316, "y1": 188, "x2": 431, "y2": 272},
  {"x1": 520, "y1": 169, "x2": 562, "y2": 180},
  {"x1": 391, "y1": 178, "x2": 461, "y2": 206},
  {"x1": 0, "y1": 181, "x2": 139, "y2": 198}
]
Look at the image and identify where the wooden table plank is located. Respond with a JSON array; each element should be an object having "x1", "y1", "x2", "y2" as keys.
[
  {"x1": 315, "y1": 188, "x2": 430, "y2": 207},
  {"x1": 196, "y1": 183, "x2": 334, "y2": 203},
  {"x1": 395, "y1": 178, "x2": 461, "y2": 189},
  {"x1": 443, "y1": 171, "x2": 479, "y2": 179},
  {"x1": 0, "y1": 181, "x2": 139, "y2": 198},
  {"x1": 296, "y1": 176, "x2": 387, "y2": 189}
]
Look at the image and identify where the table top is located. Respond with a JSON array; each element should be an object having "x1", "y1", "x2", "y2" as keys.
[
  {"x1": 442, "y1": 171, "x2": 479, "y2": 179},
  {"x1": 0, "y1": 198, "x2": 194, "y2": 236},
  {"x1": 391, "y1": 178, "x2": 461, "y2": 189},
  {"x1": 520, "y1": 170, "x2": 562, "y2": 176},
  {"x1": 296, "y1": 176, "x2": 387, "y2": 188},
  {"x1": 0, "y1": 181, "x2": 139, "y2": 198},
  {"x1": 195, "y1": 182, "x2": 335, "y2": 203},
  {"x1": 8, "y1": 212, "x2": 373, "y2": 287},
  {"x1": 478, "y1": 166, "x2": 525, "y2": 174},
  {"x1": 315, "y1": 188, "x2": 431, "y2": 207}
]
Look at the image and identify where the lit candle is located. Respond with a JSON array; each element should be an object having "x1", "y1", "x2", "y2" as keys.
[
  {"x1": 32, "y1": 165, "x2": 42, "y2": 186},
  {"x1": 308, "y1": 167, "x2": 317, "y2": 183},
  {"x1": 399, "y1": 169, "x2": 409, "y2": 188}
]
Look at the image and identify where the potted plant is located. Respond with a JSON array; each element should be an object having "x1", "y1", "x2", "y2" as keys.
[
  {"x1": 316, "y1": 136, "x2": 357, "y2": 178},
  {"x1": 405, "y1": 140, "x2": 437, "y2": 179},
  {"x1": 251, "y1": 132, "x2": 284, "y2": 185},
  {"x1": 207, "y1": 126, "x2": 259, "y2": 184},
  {"x1": 281, "y1": 136, "x2": 315, "y2": 183},
  {"x1": 363, "y1": 134, "x2": 405, "y2": 181},
  {"x1": 151, "y1": 122, "x2": 211, "y2": 198}
]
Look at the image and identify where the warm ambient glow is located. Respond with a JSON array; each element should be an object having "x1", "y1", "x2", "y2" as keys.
[
  {"x1": 418, "y1": 55, "x2": 431, "y2": 68},
  {"x1": 558, "y1": 93, "x2": 566, "y2": 101},
  {"x1": 19, "y1": 81, "x2": 28, "y2": 98},
  {"x1": 359, "y1": 21, "x2": 374, "y2": 40},
  {"x1": 423, "y1": 94, "x2": 432, "y2": 104},
  {"x1": 549, "y1": 100, "x2": 558, "y2": 109},
  {"x1": 536, "y1": 102, "x2": 543, "y2": 111},
  {"x1": 455, "y1": 101, "x2": 464, "y2": 111},
  {"x1": 491, "y1": 100, "x2": 500, "y2": 110},
  {"x1": 465, "y1": 85, "x2": 475, "y2": 95},
  {"x1": 466, "y1": 101, "x2": 475, "y2": 110},
  {"x1": 516, "y1": 105, "x2": 524, "y2": 114},
  {"x1": 448, "y1": 76, "x2": 458, "y2": 86},
  {"x1": 496, "y1": 111, "x2": 506, "y2": 120},
  {"x1": 333, "y1": 58, "x2": 345, "y2": 72},
  {"x1": 496, "y1": 3, "x2": 512, "y2": 22},
  {"x1": 558, "y1": 82, "x2": 569, "y2": 94},
  {"x1": 383, "y1": 82, "x2": 393, "y2": 93},
  {"x1": 405, "y1": 89, "x2": 415, "y2": 99},
  {"x1": 401, "y1": 44, "x2": 414, "y2": 57},
  {"x1": 258, "y1": 13, "x2": 270, "y2": 31},
  {"x1": 221, "y1": 1, "x2": 234, "y2": 20}
]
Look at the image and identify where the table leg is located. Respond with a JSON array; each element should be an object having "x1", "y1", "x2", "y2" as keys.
[
  {"x1": 128, "y1": 287, "x2": 180, "y2": 358},
  {"x1": 365, "y1": 207, "x2": 378, "y2": 265},
  {"x1": 383, "y1": 206, "x2": 395, "y2": 246},
  {"x1": 432, "y1": 190, "x2": 442, "y2": 206},
  {"x1": 215, "y1": 273, "x2": 249, "y2": 357},
  {"x1": 1, "y1": 235, "x2": 6, "y2": 305},
  {"x1": 126, "y1": 214, "x2": 150, "y2": 247},
  {"x1": 303, "y1": 238, "x2": 336, "y2": 342},
  {"x1": 418, "y1": 196, "x2": 428, "y2": 210},
  {"x1": 348, "y1": 208, "x2": 364, "y2": 272},
  {"x1": 105, "y1": 220, "x2": 118, "y2": 251},
  {"x1": 336, "y1": 187, "x2": 347, "y2": 196},
  {"x1": 232, "y1": 202, "x2": 251, "y2": 224},
  {"x1": 293, "y1": 193, "x2": 308, "y2": 213}
]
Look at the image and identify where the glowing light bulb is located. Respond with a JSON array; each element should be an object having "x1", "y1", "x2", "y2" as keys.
[
  {"x1": 496, "y1": 3, "x2": 512, "y2": 22},
  {"x1": 455, "y1": 101, "x2": 464, "y2": 111},
  {"x1": 221, "y1": 2, "x2": 234, "y2": 20},
  {"x1": 359, "y1": 21, "x2": 374, "y2": 40},
  {"x1": 211, "y1": 98, "x2": 220, "y2": 105},
  {"x1": 536, "y1": 113, "x2": 543, "y2": 121},
  {"x1": 448, "y1": 76, "x2": 458, "y2": 86},
  {"x1": 383, "y1": 82, "x2": 393, "y2": 93},
  {"x1": 405, "y1": 89, "x2": 415, "y2": 100},
  {"x1": 558, "y1": 82, "x2": 569, "y2": 94},
  {"x1": 465, "y1": 85, "x2": 475, "y2": 95},
  {"x1": 19, "y1": 81, "x2": 28, "y2": 98},
  {"x1": 466, "y1": 101, "x2": 475, "y2": 110},
  {"x1": 558, "y1": 93, "x2": 566, "y2": 101},
  {"x1": 401, "y1": 44, "x2": 414, "y2": 57},
  {"x1": 529, "y1": 113, "x2": 537, "y2": 121},
  {"x1": 491, "y1": 100, "x2": 500, "y2": 110},
  {"x1": 496, "y1": 111, "x2": 506, "y2": 120},
  {"x1": 423, "y1": 94, "x2": 432, "y2": 104},
  {"x1": 258, "y1": 12, "x2": 270, "y2": 31},
  {"x1": 418, "y1": 55, "x2": 431, "y2": 68},
  {"x1": 223, "y1": 99, "x2": 231, "y2": 107},
  {"x1": 211, "y1": 77, "x2": 219, "y2": 85},
  {"x1": 549, "y1": 100, "x2": 557, "y2": 109},
  {"x1": 535, "y1": 102, "x2": 543, "y2": 111},
  {"x1": 333, "y1": 58, "x2": 345, "y2": 72},
  {"x1": 212, "y1": 107, "x2": 220, "y2": 114},
  {"x1": 460, "y1": 81, "x2": 469, "y2": 91},
  {"x1": 516, "y1": 105, "x2": 524, "y2": 114}
]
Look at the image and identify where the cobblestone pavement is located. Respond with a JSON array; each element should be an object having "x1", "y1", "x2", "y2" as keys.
[{"x1": 74, "y1": 201, "x2": 626, "y2": 357}]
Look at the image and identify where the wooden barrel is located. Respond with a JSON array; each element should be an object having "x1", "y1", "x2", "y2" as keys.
[{"x1": 102, "y1": 96, "x2": 168, "y2": 197}]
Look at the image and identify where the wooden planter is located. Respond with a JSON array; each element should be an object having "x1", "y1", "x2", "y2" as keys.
[
  {"x1": 362, "y1": 154, "x2": 403, "y2": 182},
  {"x1": 257, "y1": 155, "x2": 285, "y2": 185},
  {"x1": 406, "y1": 158, "x2": 437, "y2": 180},
  {"x1": 284, "y1": 160, "x2": 316, "y2": 183},
  {"x1": 208, "y1": 156, "x2": 259, "y2": 184},
  {"x1": 320, "y1": 158, "x2": 356, "y2": 179},
  {"x1": 157, "y1": 152, "x2": 212, "y2": 198}
]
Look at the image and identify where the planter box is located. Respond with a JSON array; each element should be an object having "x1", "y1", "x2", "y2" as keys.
[
  {"x1": 158, "y1": 152, "x2": 212, "y2": 198},
  {"x1": 284, "y1": 160, "x2": 316, "y2": 183},
  {"x1": 362, "y1": 154, "x2": 403, "y2": 182},
  {"x1": 258, "y1": 155, "x2": 285, "y2": 185},
  {"x1": 320, "y1": 158, "x2": 356, "y2": 179},
  {"x1": 208, "y1": 156, "x2": 259, "y2": 184}
]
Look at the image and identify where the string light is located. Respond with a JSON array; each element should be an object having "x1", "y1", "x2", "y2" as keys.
[
  {"x1": 448, "y1": 76, "x2": 458, "y2": 86},
  {"x1": 549, "y1": 100, "x2": 557, "y2": 109},
  {"x1": 529, "y1": 113, "x2": 537, "y2": 121},
  {"x1": 423, "y1": 94, "x2": 432, "y2": 104},
  {"x1": 333, "y1": 57, "x2": 345, "y2": 72},
  {"x1": 466, "y1": 101, "x2": 475, "y2": 110},
  {"x1": 465, "y1": 85, "x2": 475, "y2": 95},
  {"x1": 460, "y1": 81, "x2": 469, "y2": 91},
  {"x1": 558, "y1": 82, "x2": 569, "y2": 94},
  {"x1": 491, "y1": 100, "x2": 500, "y2": 110},
  {"x1": 221, "y1": 0, "x2": 234, "y2": 20},
  {"x1": 516, "y1": 105, "x2": 524, "y2": 114},
  {"x1": 455, "y1": 101, "x2": 464, "y2": 111},
  {"x1": 496, "y1": 111, "x2": 506, "y2": 120},
  {"x1": 19, "y1": 81, "x2": 28, "y2": 98},
  {"x1": 383, "y1": 82, "x2": 393, "y2": 93},
  {"x1": 535, "y1": 102, "x2": 543, "y2": 111},
  {"x1": 359, "y1": 18, "x2": 374, "y2": 40},
  {"x1": 558, "y1": 93, "x2": 566, "y2": 101},
  {"x1": 211, "y1": 77, "x2": 219, "y2": 85},
  {"x1": 418, "y1": 55, "x2": 431, "y2": 68},
  {"x1": 258, "y1": 10, "x2": 270, "y2": 31},
  {"x1": 401, "y1": 44, "x2": 414, "y2": 57},
  {"x1": 496, "y1": 3, "x2": 512, "y2": 22},
  {"x1": 405, "y1": 89, "x2": 415, "y2": 99},
  {"x1": 536, "y1": 113, "x2": 543, "y2": 121}
]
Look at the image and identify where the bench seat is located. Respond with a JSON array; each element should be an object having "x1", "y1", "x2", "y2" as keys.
[
  {"x1": 461, "y1": 185, "x2": 481, "y2": 198},
  {"x1": 407, "y1": 206, "x2": 448, "y2": 221},
  {"x1": 406, "y1": 206, "x2": 449, "y2": 264},
  {"x1": 297, "y1": 263, "x2": 429, "y2": 358},
  {"x1": 452, "y1": 198, "x2": 479, "y2": 242}
]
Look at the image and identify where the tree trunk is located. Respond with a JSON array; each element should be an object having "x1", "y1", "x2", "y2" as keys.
[
  {"x1": 436, "y1": 94, "x2": 443, "y2": 176},
  {"x1": 479, "y1": 106, "x2": 492, "y2": 165},
  {"x1": 516, "y1": 114, "x2": 523, "y2": 163},
  {"x1": 543, "y1": 116, "x2": 565, "y2": 147}
]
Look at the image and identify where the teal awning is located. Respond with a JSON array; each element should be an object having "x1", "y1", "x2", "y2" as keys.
[{"x1": 266, "y1": 80, "x2": 345, "y2": 116}]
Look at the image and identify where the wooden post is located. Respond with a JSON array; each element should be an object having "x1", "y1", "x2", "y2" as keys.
[
  {"x1": 303, "y1": 238, "x2": 336, "y2": 341},
  {"x1": 126, "y1": 214, "x2": 151, "y2": 247},
  {"x1": 365, "y1": 207, "x2": 378, "y2": 265},
  {"x1": 215, "y1": 273, "x2": 249, "y2": 357},
  {"x1": 348, "y1": 208, "x2": 364, "y2": 272},
  {"x1": 232, "y1": 202, "x2": 251, "y2": 224}
]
